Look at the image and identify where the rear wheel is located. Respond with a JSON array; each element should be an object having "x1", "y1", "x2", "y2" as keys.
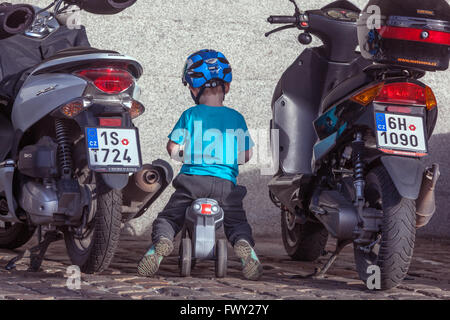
[
  {"x1": 0, "y1": 221, "x2": 35, "y2": 249},
  {"x1": 354, "y1": 166, "x2": 416, "y2": 290},
  {"x1": 64, "y1": 173, "x2": 122, "y2": 274},
  {"x1": 281, "y1": 210, "x2": 328, "y2": 261}
]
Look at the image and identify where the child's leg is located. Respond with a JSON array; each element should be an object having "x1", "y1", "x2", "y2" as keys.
[
  {"x1": 138, "y1": 176, "x2": 196, "y2": 276},
  {"x1": 221, "y1": 184, "x2": 263, "y2": 280}
]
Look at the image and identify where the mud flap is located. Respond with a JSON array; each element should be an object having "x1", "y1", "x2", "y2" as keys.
[
  {"x1": 380, "y1": 156, "x2": 424, "y2": 200},
  {"x1": 99, "y1": 173, "x2": 129, "y2": 190}
]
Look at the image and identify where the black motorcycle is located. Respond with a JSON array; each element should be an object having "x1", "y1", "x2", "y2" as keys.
[{"x1": 267, "y1": 0, "x2": 448, "y2": 289}]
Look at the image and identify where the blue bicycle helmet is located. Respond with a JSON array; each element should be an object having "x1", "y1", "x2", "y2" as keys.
[{"x1": 182, "y1": 49, "x2": 232, "y2": 104}]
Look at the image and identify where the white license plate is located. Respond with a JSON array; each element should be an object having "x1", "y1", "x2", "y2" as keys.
[
  {"x1": 375, "y1": 112, "x2": 427, "y2": 156},
  {"x1": 86, "y1": 127, "x2": 142, "y2": 172}
]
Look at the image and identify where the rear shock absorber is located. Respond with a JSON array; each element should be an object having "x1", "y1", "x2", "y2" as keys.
[
  {"x1": 352, "y1": 132, "x2": 366, "y2": 217},
  {"x1": 55, "y1": 119, "x2": 73, "y2": 179}
]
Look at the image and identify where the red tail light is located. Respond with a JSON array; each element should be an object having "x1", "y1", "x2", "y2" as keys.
[
  {"x1": 76, "y1": 68, "x2": 134, "y2": 94},
  {"x1": 378, "y1": 26, "x2": 450, "y2": 46},
  {"x1": 375, "y1": 83, "x2": 426, "y2": 106},
  {"x1": 352, "y1": 82, "x2": 437, "y2": 110}
]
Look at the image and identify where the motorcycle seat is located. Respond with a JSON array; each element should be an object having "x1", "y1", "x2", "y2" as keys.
[
  {"x1": 41, "y1": 46, "x2": 120, "y2": 63},
  {"x1": 321, "y1": 72, "x2": 373, "y2": 112}
]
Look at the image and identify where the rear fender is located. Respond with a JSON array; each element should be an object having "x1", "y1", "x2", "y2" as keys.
[
  {"x1": 379, "y1": 156, "x2": 424, "y2": 200},
  {"x1": 99, "y1": 173, "x2": 129, "y2": 190}
]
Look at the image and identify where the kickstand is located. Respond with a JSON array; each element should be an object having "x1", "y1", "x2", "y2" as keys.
[
  {"x1": 5, "y1": 231, "x2": 63, "y2": 272},
  {"x1": 293, "y1": 239, "x2": 352, "y2": 279}
]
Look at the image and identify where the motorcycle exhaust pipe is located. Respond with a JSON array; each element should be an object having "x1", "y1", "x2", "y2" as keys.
[
  {"x1": 0, "y1": 4, "x2": 35, "y2": 39},
  {"x1": 122, "y1": 164, "x2": 162, "y2": 206},
  {"x1": 416, "y1": 164, "x2": 440, "y2": 229},
  {"x1": 68, "y1": 0, "x2": 137, "y2": 15}
]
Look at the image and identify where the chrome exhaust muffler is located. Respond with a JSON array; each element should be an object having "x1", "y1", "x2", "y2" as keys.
[
  {"x1": 122, "y1": 164, "x2": 162, "y2": 206},
  {"x1": 416, "y1": 164, "x2": 440, "y2": 229}
]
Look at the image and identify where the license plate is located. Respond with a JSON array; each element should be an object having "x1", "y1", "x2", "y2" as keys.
[
  {"x1": 375, "y1": 112, "x2": 428, "y2": 156},
  {"x1": 85, "y1": 127, "x2": 142, "y2": 172}
]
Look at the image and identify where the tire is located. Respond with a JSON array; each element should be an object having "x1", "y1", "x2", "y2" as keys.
[
  {"x1": 0, "y1": 222, "x2": 35, "y2": 249},
  {"x1": 64, "y1": 174, "x2": 122, "y2": 274},
  {"x1": 354, "y1": 166, "x2": 416, "y2": 290},
  {"x1": 180, "y1": 238, "x2": 192, "y2": 277},
  {"x1": 215, "y1": 239, "x2": 227, "y2": 278},
  {"x1": 281, "y1": 210, "x2": 328, "y2": 261}
]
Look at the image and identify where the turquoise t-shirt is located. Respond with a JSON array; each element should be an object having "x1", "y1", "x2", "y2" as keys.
[{"x1": 168, "y1": 104, "x2": 254, "y2": 185}]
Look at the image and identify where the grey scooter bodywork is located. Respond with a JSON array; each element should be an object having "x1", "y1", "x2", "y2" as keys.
[
  {"x1": 0, "y1": 52, "x2": 144, "y2": 221},
  {"x1": 272, "y1": 48, "x2": 370, "y2": 174},
  {"x1": 11, "y1": 52, "x2": 143, "y2": 134}
]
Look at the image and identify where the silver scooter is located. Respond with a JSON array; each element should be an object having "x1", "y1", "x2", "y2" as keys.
[{"x1": 0, "y1": 0, "x2": 173, "y2": 273}]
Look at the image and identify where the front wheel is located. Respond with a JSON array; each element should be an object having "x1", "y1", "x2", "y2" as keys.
[
  {"x1": 354, "y1": 166, "x2": 416, "y2": 290},
  {"x1": 215, "y1": 239, "x2": 227, "y2": 278},
  {"x1": 64, "y1": 173, "x2": 122, "y2": 274},
  {"x1": 0, "y1": 221, "x2": 35, "y2": 249}
]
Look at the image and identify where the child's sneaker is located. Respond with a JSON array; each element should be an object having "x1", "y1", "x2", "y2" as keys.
[
  {"x1": 137, "y1": 237, "x2": 174, "y2": 277},
  {"x1": 233, "y1": 239, "x2": 263, "y2": 281}
]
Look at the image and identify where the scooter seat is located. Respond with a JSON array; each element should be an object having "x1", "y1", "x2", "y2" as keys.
[{"x1": 42, "y1": 46, "x2": 119, "y2": 63}]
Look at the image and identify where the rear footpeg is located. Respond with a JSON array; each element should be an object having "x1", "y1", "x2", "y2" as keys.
[{"x1": 416, "y1": 164, "x2": 440, "y2": 228}]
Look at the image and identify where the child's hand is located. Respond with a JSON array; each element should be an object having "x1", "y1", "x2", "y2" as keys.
[{"x1": 167, "y1": 140, "x2": 184, "y2": 163}]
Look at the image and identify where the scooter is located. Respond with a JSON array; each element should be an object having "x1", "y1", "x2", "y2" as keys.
[
  {"x1": 266, "y1": 0, "x2": 448, "y2": 290},
  {"x1": 179, "y1": 198, "x2": 228, "y2": 278},
  {"x1": 0, "y1": 0, "x2": 173, "y2": 273}
]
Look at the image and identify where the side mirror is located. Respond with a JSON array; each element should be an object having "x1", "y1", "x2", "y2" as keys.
[{"x1": 66, "y1": 0, "x2": 137, "y2": 15}]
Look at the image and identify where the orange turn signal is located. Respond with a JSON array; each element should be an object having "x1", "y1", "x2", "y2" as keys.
[
  {"x1": 350, "y1": 83, "x2": 385, "y2": 106},
  {"x1": 129, "y1": 100, "x2": 145, "y2": 119},
  {"x1": 60, "y1": 100, "x2": 84, "y2": 118},
  {"x1": 425, "y1": 86, "x2": 437, "y2": 110}
]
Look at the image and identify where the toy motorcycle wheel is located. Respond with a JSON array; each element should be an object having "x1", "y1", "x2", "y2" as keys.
[
  {"x1": 215, "y1": 239, "x2": 227, "y2": 278},
  {"x1": 181, "y1": 227, "x2": 196, "y2": 270},
  {"x1": 180, "y1": 238, "x2": 192, "y2": 277}
]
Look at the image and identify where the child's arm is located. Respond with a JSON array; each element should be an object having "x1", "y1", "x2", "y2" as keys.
[
  {"x1": 238, "y1": 147, "x2": 253, "y2": 165},
  {"x1": 167, "y1": 140, "x2": 184, "y2": 163}
]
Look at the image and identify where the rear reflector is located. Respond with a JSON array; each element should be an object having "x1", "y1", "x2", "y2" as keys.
[
  {"x1": 99, "y1": 118, "x2": 122, "y2": 127},
  {"x1": 386, "y1": 106, "x2": 412, "y2": 114},
  {"x1": 75, "y1": 68, "x2": 134, "y2": 94},
  {"x1": 378, "y1": 26, "x2": 450, "y2": 46}
]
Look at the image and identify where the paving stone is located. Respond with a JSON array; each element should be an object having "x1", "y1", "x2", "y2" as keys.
[{"x1": 1, "y1": 236, "x2": 449, "y2": 300}]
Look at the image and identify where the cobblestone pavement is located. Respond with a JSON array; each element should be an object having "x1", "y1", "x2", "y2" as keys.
[{"x1": 0, "y1": 235, "x2": 449, "y2": 300}]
